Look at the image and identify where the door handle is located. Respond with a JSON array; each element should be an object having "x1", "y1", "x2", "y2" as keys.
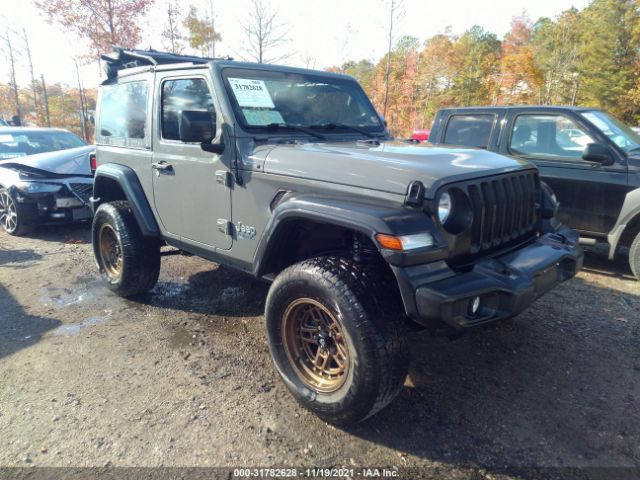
[{"x1": 152, "y1": 162, "x2": 173, "y2": 172}]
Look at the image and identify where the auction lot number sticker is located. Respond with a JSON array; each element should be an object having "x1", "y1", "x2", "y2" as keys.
[{"x1": 228, "y1": 78, "x2": 276, "y2": 109}]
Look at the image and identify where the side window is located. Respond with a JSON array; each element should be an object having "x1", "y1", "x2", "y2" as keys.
[
  {"x1": 510, "y1": 115, "x2": 594, "y2": 160},
  {"x1": 444, "y1": 114, "x2": 495, "y2": 148},
  {"x1": 98, "y1": 81, "x2": 148, "y2": 142},
  {"x1": 162, "y1": 78, "x2": 215, "y2": 141}
]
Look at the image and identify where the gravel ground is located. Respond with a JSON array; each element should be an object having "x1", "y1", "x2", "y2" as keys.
[{"x1": 0, "y1": 223, "x2": 639, "y2": 479}]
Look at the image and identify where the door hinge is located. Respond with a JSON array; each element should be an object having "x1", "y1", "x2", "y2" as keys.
[
  {"x1": 217, "y1": 218, "x2": 232, "y2": 235},
  {"x1": 216, "y1": 170, "x2": 231, "y2": 187}
]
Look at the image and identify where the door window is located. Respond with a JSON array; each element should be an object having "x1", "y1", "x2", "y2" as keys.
[
  {"x1": 510, "y1": 114, "x2": 594, "y2": 161},
  {"x1": 161, "y1": 78, "x2": 216, "y2": 141},
  {"x1": 443, "y1": 114, "x2": 495, "y2": 148},
  {"x1": 98, "y1": 80, "x2": 149, "y2": 146}
]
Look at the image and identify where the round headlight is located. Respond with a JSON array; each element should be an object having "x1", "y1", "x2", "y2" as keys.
[{"x1": 438, "y1": 191, "x2": 453, "y2": 224}]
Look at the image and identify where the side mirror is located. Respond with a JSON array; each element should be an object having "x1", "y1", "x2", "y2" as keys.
[
  {"x1": 178, "y1": 110, "x2": 216, "y2": 143},
  {"x1": 582, "y1": 142, "x2": 614, "y2": 165}
]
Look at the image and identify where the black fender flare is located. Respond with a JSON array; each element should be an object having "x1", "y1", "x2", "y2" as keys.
[
  {"x1": 253, "y1": 192, "x2": 446, "y2": 275},
  {"x1": 93, "y1": 163, "x2": 160, "y2": 237}
]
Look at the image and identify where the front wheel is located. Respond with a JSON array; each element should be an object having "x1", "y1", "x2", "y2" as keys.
[
  {"x1": 92, "y1": 201, "x2": 161, "y2": 297},
  {"x1": 265, "y1": 256, "x2": 409, "y2": 425},
  {"x1": 0, "y1": 188, "x2": 36, "y2": 236}
]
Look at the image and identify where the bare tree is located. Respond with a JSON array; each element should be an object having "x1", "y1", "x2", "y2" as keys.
[
  {"x1": 162, "y1": 1, "x2": 184, "y2": 54},
  {"x1": 1, "y1": 32, "x2": 22, "y2": 125},
  {"x1": 382, "y1": 0, "x2": 404, "y2": 117},
  {"x1": 22, "y1": 29, "x2": 40, "y2": 123},
  {"x1": 240, "y1": 0, "x2": 291, "y2": 64}
]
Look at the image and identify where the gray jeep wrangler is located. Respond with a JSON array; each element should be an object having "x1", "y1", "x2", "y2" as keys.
[{"x1": 92, "y1": 49, "x2": 583, "y2": 425}]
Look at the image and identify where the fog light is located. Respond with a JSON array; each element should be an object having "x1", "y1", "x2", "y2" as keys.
[{"x1": 469, "y1": 296, "x2": 481, "y2": 316}]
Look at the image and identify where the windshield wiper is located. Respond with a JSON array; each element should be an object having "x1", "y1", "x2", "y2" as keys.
[
  {"x1": 308, "y1": 123, "x2": 382, "y2": 139},
  {"x1": 265, "y1": 123, "x2": 326, "y2": 140}
]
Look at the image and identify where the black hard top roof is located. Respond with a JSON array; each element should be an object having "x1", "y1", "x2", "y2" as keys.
[{"x1": 100, "y1": 47, "x2": 353, "y2": 84}]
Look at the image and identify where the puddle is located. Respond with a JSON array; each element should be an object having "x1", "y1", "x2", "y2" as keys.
[
  {"x1": 52, "y1": 316, "x2": 106, "y2": 336},
  {"x1": 41, "y1": 280, "x2": 104, "y2": 309}
]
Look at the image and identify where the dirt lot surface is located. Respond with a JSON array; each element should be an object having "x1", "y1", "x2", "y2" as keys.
[{"x1": 1, "y1": 224, "x2": 639, "y2": 479}]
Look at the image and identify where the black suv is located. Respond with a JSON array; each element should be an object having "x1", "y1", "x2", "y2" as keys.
[{"x1": 430, "y1": 106, "x2": 640, "y2": 279}]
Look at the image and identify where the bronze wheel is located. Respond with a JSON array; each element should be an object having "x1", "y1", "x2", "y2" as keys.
[
  {"x1": 282, "y1": 298, "x2": 350, "y2": 393},
  {"x1": 98, "y1": 223, "x2": 122, "y2": 279}
]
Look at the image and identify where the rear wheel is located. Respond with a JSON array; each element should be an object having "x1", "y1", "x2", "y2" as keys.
[
  {"x1": 266, "y1": 256, "x2": 409, "y2": 425},
  {"x1": 92, "y1": 201, "x2": 161, "y2": 297},
  {"x1": 630, "y1": 231, "x2": 640, "y2": 280},
  {"x1": 0, "y1": 188, "x2": 36, "y2": 236}
]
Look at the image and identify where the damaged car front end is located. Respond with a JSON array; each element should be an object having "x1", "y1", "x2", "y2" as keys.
[{"x1": 0, "y1": 146, "x2": 94, "y2": 235}]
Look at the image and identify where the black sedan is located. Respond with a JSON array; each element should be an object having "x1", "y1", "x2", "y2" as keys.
[{"x1": 0, "y1": 127, "x2": 94, "y2": 235}]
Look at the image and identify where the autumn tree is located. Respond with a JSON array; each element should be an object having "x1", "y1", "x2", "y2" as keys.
[
  {"x1": 240, "y1": 0, "x2": 291, "y2": 64},
  {"x1": 449, "y1": 26, "x2": 501, "y2": 106},
  {"x1": 532, "y1": 9, "x2": 582, "y2": 105},
  {"x1": 416, "y1": 33, "x2": 456, "y2": 123},
  {"x1": 35, "y1": 0, "x2": 155, "y2": 61},
  {"x1": 162, "y1": 1, "x2": 184, "y2": 54},
  {"x1": 1, "y1": 32, "x2": 22, "y2": 124},
  {"x1": 184, "y1": 4, "x2": 221, "y2": 57},
  {"x1": 578, "y1": 0, "x2": 640, "y2": 120},
  {"x1": 495, "y1": 15, "x2": 542, "y2": 105}
]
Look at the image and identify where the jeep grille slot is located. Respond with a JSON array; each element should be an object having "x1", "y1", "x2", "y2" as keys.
[{"x1": 465, "y1": 171, "x2": 538, "y2": 255}]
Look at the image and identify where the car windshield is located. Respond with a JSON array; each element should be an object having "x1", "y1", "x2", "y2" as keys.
[
  {"x1": 581, "y1": 111, "x2": 640, "y2": 153},
  {"x1": 0, "y1": 130, "x2": 86, "y2": 160},
  {"x1": 222, "y1": 68, "x2": 384, "y2": 135}
]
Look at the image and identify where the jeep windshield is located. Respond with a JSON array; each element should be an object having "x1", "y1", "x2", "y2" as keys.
[
  {"x1": 222, "y1": 68, "x2": 384, "y2": 137},
  {"x1": 581, "y1": 110, "x2": 640, "y2": 153}
]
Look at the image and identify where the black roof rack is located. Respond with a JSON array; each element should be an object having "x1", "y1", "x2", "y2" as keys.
[{"x1": 101, "y1": 47, "x2": 233, "y2": 79}]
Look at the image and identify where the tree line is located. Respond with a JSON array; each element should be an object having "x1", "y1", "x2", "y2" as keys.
[
  {"x1": 333, "y1": 0, "x2": 640, "y2": 136},
  {"x1": 2, "y1": 0, "x2": 639, "y2": 139}
]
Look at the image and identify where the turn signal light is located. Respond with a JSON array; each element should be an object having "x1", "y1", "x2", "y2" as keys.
[
  {"x1": 375, "y1": 234, "x2": 404, "y2": 251},
  {"x1": 375, "y1": 232, "x2": 435, "y2": 251}
]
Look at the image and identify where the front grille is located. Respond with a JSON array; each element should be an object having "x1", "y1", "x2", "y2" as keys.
[
  {"x1": 465, "y1": 171, "x2": 538, "y2": 254},
  {"x1": 68, "y1": 183, "x2": 93, "y2": 205}
]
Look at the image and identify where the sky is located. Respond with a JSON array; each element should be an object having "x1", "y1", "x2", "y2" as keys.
[{"x1": 0, "y1": 0, "x2": 591, "y2": 89}]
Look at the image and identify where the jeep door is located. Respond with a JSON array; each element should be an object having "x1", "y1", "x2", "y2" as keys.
[
  {"x1": 501, "y1": 110, "x2": 628, "y2": 236},
  {"x1": 151, "y1": 72, "x2": 232, "y2": 249}
]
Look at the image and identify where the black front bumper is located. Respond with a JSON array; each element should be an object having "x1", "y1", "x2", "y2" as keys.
[{"x1": 397, "y1": 228, "x2": 583, "y2": 329}]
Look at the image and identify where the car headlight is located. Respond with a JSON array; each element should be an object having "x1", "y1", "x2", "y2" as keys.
[
  {"x1": 14, "y1": 181, "x2": 63, "y2": 194},
  {"x1": 438, "y1": 191, "x2": 453, "y2": 224}
]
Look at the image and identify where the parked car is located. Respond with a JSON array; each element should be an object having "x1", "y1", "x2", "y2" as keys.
[
  {"x1": 0, "y1": 127, "x2": 95, "y2": 235},
  {"x1": 429, "y1": 106, "x2": 640, "y2": 280},
  {"x1": 92, "y1": 48, "x2": 582, "y2": 425},
  {"x1": 410, "y1": 128, "x2": 431, "y2": 142}
]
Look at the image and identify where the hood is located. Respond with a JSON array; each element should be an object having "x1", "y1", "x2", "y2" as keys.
[
  {"x1": 0, "y1": 145, "x2": 94, "y2": 177},
  {"x1": 262, "y1": 140, "x2": 534, "y2": 198}
]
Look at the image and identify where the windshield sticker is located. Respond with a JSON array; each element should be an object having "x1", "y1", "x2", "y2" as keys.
[
  {"x1": 242, "y1": 108, "x2": 285, "y2": 126},
  {"x1": 228, "y1": 78, "x2": 275, "y2": 109},
  {"x1": 0, "y1": 134, "x2": 15, "y2": 143}
]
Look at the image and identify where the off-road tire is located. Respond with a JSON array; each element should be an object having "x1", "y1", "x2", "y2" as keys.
[
  {"x1": 0, "y1": 187, "x2": 37, "y2": 236},
  {"x1": 265, "y1": 256, "x2": 409, "y2": 425},
  {"x1": 92, "y1": 201, "x2": 161, "y2": 297},
  {"x1": 630, "y1": 231, "x2": 640, "y2": 280}
]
